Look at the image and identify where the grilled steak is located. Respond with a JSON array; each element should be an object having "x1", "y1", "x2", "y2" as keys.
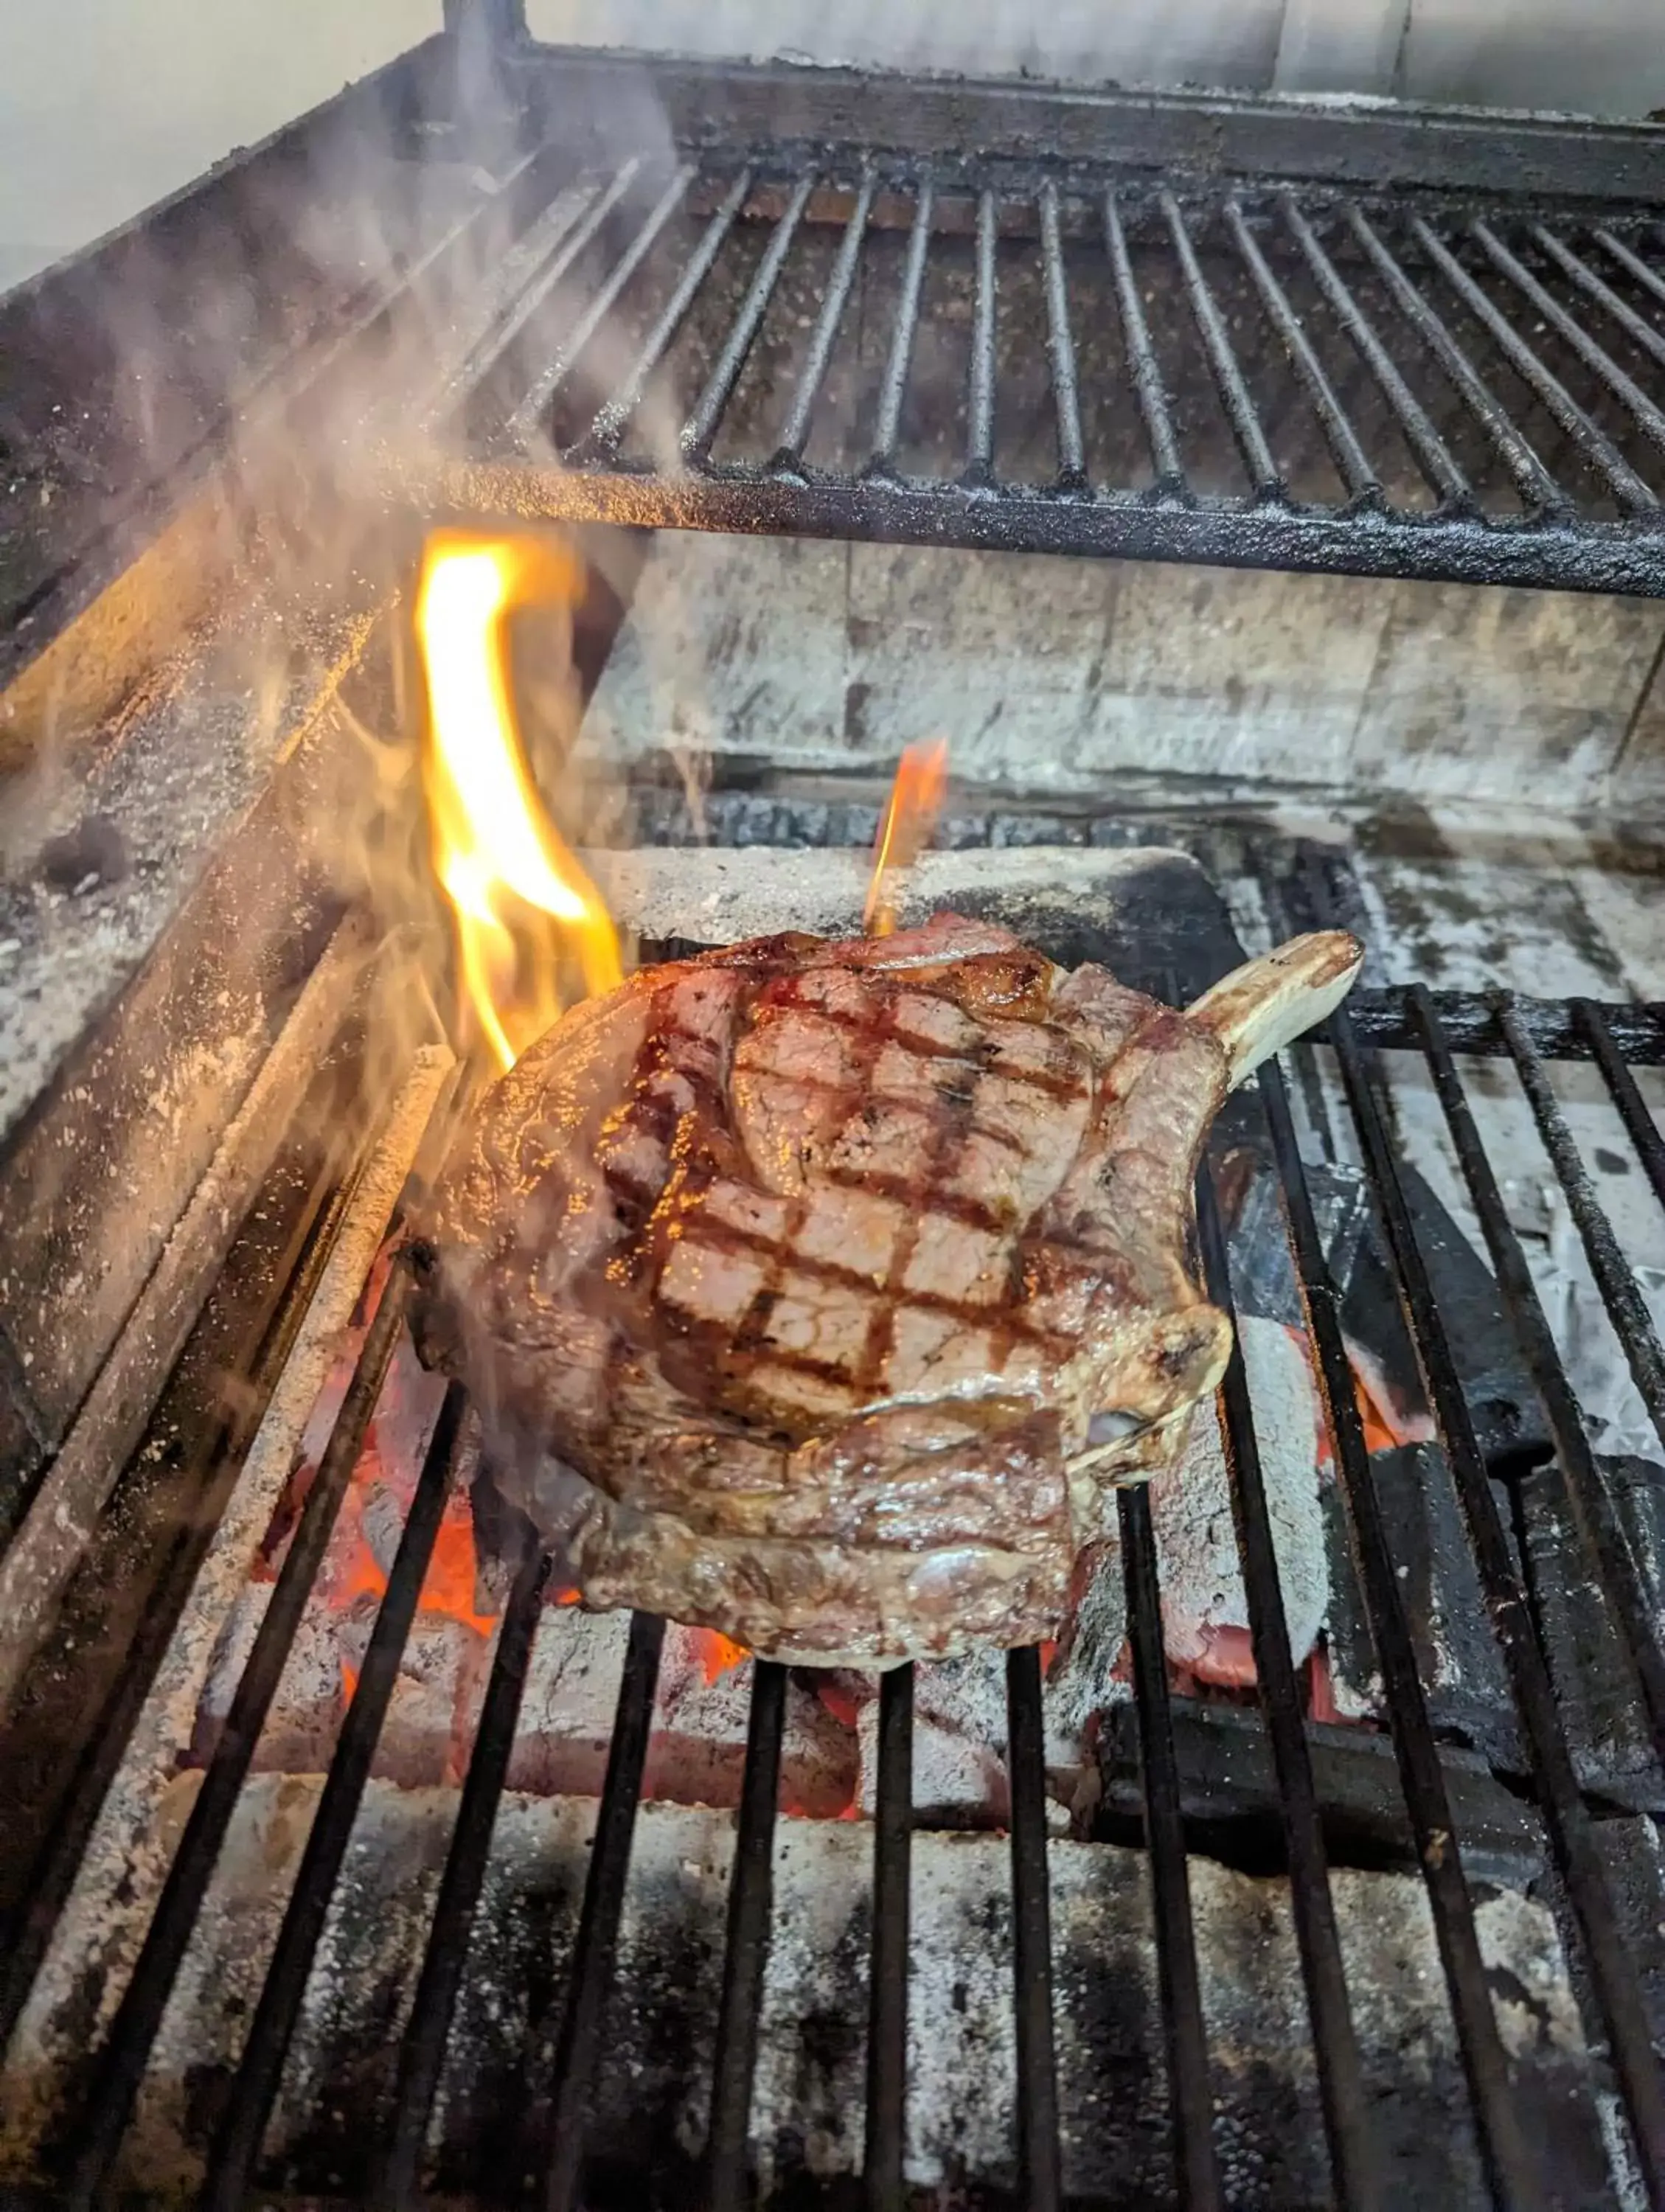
[{"x1": 416, "y1": 914, "x2": 1361, "y2": 1661}]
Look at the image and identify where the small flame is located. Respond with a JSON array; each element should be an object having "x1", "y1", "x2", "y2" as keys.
[
  {"x1": 694, "y1": 1628, "x2": 750, "y2": 1684},
  {"x1": 416, "y1": 530, "x2": 622, "y2": 1071},
  {"x1": 863, "y1": 739, "x2": 948, "y2": 937}
]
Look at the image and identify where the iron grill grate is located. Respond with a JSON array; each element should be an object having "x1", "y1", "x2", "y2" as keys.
[
  {"x1": 3, "y1": 910, "x2": 1665, "y2": 2208},
  {"x1": 391, "y1": 47, "x2": 1665, "y2": 595}
]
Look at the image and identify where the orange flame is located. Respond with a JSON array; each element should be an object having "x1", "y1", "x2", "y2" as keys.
[
  {"x1": 694, "y1": 1628, "x2": 750, "y2": 1684},
  {"x1": 416, "y1": 529, "x2": 622, "y2": 1071},
  {"x1": 863, "y1": 739, "x2": 948, "y2": 937}
]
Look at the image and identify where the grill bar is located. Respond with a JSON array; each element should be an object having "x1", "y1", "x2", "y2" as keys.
[
  {"x1": 1344, "y1": 989, "x2": 1665, "y2": 1061},
  {"x1": 1103, "y1": 191, "x2": 1184, "y2": 490},
  {"x1": 345, "y1": 108, "x2": 1665, "y2": 591},
  {"x1": 1162, "y1": 192, "x2": 1279, "y2": 498},
  {"x1": 1006, "y1": 1645, "x2": 1064, "y2": 2212},
  {"x1": 870, "y1": 178, "x2": 934, "y2": 473},
  {"x1": 1472, "y1": 219, "x2": 1665, "y2": 462},
  {"x1": 378, "y1": 1539, "x2": 554, "y2": 2209},
  {"x1": 1342, "y1": 207, "x2": 1563, "y2": 512},
  {"x1": 414, "y1": 173, "x2": 605, "y2": 433},
  {"x1": 510, "y1": 163, "x2": 696, "y2": 445},
  {"x1": 1411, "y1": 990, "x2": 1665, "y2": 1767},
  {"x1": 1039, "y1": 180, "x2": 1086, "y2": 487},
  {"x1": 863, "y1": 1661, "x2": 914, "y2": 2211},
  {"x1": 1409, "y1": 215, "x2": 1657, "y2": 513},
  {"x1": 544, "y1": 1607, "x2": 668, "y2": 2212},
  {"x1": 1594, "y1": 225, "x2": 1665, "y2": 312},
  {"x1": 966, "y1": 188, "x2": 999, "y2": 483},
  {"x1": 1279, "y1": 195, "x2": 1470, "y2": 506},
  {"x1": 0, "y1": 1113, "x2": 358, "y2": 2056},
  {"x1": 585, "y1": 167, "x2": 753, "y2": 459},
  {"x1": 473, "y1": 161, "x2": 643, "y2": 425},
  {"x1": 705, "y1": 1659, "x2": 789, "y2": 2212},
  {"x1": 1323, "y1": 985, "x2": 1665, "y2": 2199},
  {"x1": 1118, "y1": 1483, "x2": 1223, "y2": 2211},
  {"x1": 1532, "y1": 226, "x2": 1665, "y2": 380},
  {"x1": 1577, "y1": 998, "x2": 1665, "y2": 1211},
  {"x1": 1223, "y1": 199, "x2": 1378, "y2": 503},
  {"x1": 1498, "y1": 999, "x2": 1665, "y2": 1460},
  {"x1": 1259, "y1": 1054, "x2": 1547, "y2": 2212},
  {"x1": 776, "y1": 170, "x2": 875, "y2": 466},
  {"x1": 65, "y1": 1253, "x2": 420, "y2": 2208},
  {"x1": 1195, "y1": 1166, "x2": 1382, "y2": 2211},
  {"x1": 682, "y1": 172, "x2": 816, "y2": 464},
  {"x1": 201, "y1": 1380, "x2": 472, "y2": 2208}
]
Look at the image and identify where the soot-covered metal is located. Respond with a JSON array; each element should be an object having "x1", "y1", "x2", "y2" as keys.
[{"x1": 403, "y1": 41, "x2": 1665, "y2": 597}]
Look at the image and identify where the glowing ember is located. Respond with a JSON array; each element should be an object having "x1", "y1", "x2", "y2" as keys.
[
  {"x1": 694, "y1": 1627, "x2": 750, "y2": 1684},
  {"x1": 415, "y1": 529, "x2": 622, "y2": 1071},
  {"x1": 863, "y1": 737, "x2": 948, "y2": 936}
]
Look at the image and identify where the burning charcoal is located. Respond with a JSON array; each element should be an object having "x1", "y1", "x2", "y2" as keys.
[
  {"x1": 1044, "y1": 1538, "x2": 1130, "y2": 1758},
  {"x1": 102, "y1": 1781, "x2": 1599, "y2": 2211},
  {"x1": 374, "y1": 1615, "x2": 493, "y2": 1790},
  {"x1": 507, "y1": 1605, "x2": 630, "y2": 1799},
  {"x1": 849, "y1": 1582, "x2": 1116, "y2": 1827},
  {"x1": 257, "y1": 1609, "x2": 350, "y2": 1775},
  {"x1": 190, "y1": 1581, "x2": 272, "y2": 1768},
  {"x1": 370, "y1": 1335, "x2": 451, "y2": 1506},
  {"x1": 649, "y1": 1628, "x2": 857, "y2": 1816},
  {"x1": 1148, "y1": 1315, "x2": 1327, "y2": 1689},
  {"x1": 854, "y1": 1652, "x2": 1012, "y2": 1825}
]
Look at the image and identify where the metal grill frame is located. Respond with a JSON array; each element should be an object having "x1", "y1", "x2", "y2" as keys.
[
  {"x1": 394, "y1": 41, "x2": 1665, "y2": 595},
  {"x1": 4, "y1": 945, "x2": 1665, "y2": 2211}
]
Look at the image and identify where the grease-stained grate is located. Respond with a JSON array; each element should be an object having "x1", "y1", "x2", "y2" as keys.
[{"x1": 394, "y1": 47, "x2": 1665, "y2": 596}]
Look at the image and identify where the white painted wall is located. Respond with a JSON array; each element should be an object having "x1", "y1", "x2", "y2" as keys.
[
  {"x1": 0, "y1": 0, "x2": 436, "y2": 289},
  {"x1": 527, "y1": 0, "x2": 1665, "y2": 114},
  {"x1": 3, "y1": 1, "x2": 1663, "y2": 293}
]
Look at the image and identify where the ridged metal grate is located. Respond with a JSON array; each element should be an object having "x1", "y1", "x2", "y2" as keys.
[
  {"x1": 397, "y1": 50, "x2": 1665, "y2": 595},
  {"x1": 4, "y1": 912, "x2": 1665, "y2": 2207}
]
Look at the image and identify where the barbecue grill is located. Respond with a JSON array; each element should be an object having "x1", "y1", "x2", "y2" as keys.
[{"x1": 3, "y1": 8, "x2": 1665, "y2": 2208}]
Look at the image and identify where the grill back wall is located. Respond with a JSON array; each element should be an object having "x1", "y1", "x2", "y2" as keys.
[{"x1": 3, "y1": 18, "x2": 1665, "y2": 2212}]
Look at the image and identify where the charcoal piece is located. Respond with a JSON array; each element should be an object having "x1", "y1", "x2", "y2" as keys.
[
  {"x1": 1227, "y1": 1158, "x2": 1372, "y2": 1328},
  {"x1": 37, "y1": 813, "x2": 129, "y2": 891},
  {"x1": 1399, "y1": 1161, "x2": 1554, "y2": 1478},
  {"x1": 1518, "y1": 1452, "x2": 1665, "y2": 1813},
  {"x1": 1328, "y1": 1164, "x2": 1551, "y2": 1477},
  {"x1": 1094, "y1": 1698, "x2": 1543, "y2": 1888},
  {"x1": 1322, "y1": 1444, "x2": 1523, "y2": 1771},
  {"x1": 1591, "y1": 1816, "x2": 1665, "y2": 2047}
]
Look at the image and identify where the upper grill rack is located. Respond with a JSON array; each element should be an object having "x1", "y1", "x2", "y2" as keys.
[
  {"x1": 420, "y1": 80, "x2": 1665, "y2": 594},
  {"x1": 4, "y1": 925, "x2": 1665, "y2": 2208}
]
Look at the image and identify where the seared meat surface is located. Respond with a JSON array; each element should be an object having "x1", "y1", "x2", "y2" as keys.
[{"x1": 417, "y1": 914, "x2": 1361, "y2": 1660}]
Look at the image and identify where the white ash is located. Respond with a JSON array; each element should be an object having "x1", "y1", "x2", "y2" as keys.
[
  {"x1": 510, "y1": 1608, "x2": 856, "y2": 1813},
  {"x1": 590, "y1": 841, "x2": 1207, "y2": 953},
  {"x1": 0, "y1": 1051, "x2": 452, "y2": 2141},
  {"x1": 377, "y1": 1615, "x2": 495, "y2": 1790},
  {"x1": 1, "y1": 1779, "x2": 1597, "y2": 2208},
  {"x1": 1357, "y1": 1050, "x2": 1665, "y2": 1472},
  {"x1": 0, "y1": 580, "x2": 379, "y2": 1145}
]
